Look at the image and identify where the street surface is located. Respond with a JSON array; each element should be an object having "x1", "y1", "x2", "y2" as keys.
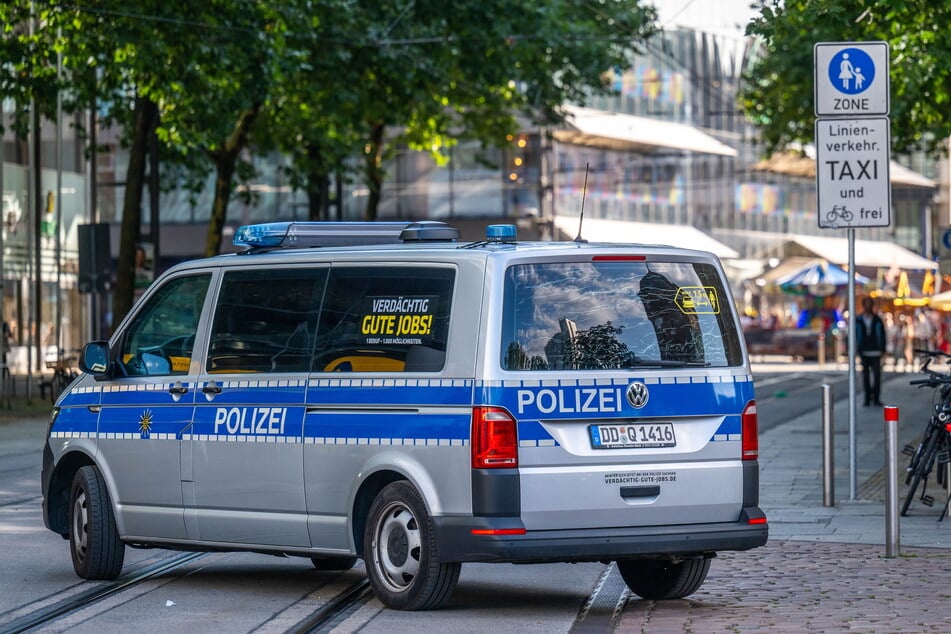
[{"x1": 2, "y1": 366, "x2": 950, "y2": 632}]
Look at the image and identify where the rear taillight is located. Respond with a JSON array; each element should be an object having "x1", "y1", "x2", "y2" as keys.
[
  {"x1": 741, "y1": 400, "x2": 758, "y2": 460},
  {"x1": 471, "y1": 407, "x2": 518, "y2": 469}
]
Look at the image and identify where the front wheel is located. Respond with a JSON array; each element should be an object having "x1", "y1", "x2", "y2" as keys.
[
  {"x1": 363, "y1": 481, "x2": 460, "y2": 610},
  {"x1": 617, "y1": 557, "x2": 710, "y2": 600},
  {"x1": 69, "y1": 465, "x2": 125, "y2": 580}
]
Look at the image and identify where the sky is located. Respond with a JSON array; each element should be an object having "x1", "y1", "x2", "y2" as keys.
[{"x1": 651, "y1": 0, "x2": 761, "y2": 41}]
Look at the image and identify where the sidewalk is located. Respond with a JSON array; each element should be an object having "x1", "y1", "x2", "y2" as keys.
[
  {"x1": 618, "y1": 362, "x2": 951, "y2": 633},
  {"x1": 753, "y1": 359, "x2": 951, "y2": 548}
]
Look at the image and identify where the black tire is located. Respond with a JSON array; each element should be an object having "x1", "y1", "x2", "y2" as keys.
[
  {"x1": 310, "y1": 556, "x2": 358, "y2": 571},
  {"x1": 363, "y1": 481, "x2": 460, "y2": 610},
  {"x1": 617, "y1": 557, "x2": 710, "y2": 600},
  {"x1": 905, "y1": 422, "x2": 938, "y2": 485},
  {"x1": 69, "y1": 465, "x2": 125, "y2": 580},
  {"x1": 901, "y1": 426, "x2": 942, "y2": 516}
]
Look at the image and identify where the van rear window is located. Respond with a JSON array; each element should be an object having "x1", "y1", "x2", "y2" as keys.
[{"x1": 501, "y1": 261, "x2": 743, "y2": 370}]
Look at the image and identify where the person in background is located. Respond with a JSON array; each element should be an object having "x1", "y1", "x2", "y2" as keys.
[
  {"x1": 883, "y1": 311, "x2": 897, "y2": 371},
  {"x1": 856, "y1": 296, "x2": 886, "y2": 406}
]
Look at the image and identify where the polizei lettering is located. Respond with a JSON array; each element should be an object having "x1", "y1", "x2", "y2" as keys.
[
  {"x1": 516, "y1": 387, "x2": 624, "y2": 415},
  {"x1": 214, "y1": 407, "x2": 287, "y2": 435}
]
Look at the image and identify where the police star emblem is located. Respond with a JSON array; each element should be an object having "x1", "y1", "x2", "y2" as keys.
[{"x1": 139, "y1": 409, "x2": 154, "y2": 437}]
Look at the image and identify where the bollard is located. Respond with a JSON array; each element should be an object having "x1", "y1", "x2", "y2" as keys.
[
  {"x1": 884, "y1": 406, "x2": 900, "y2": 558},
  {"x1": 822, "y1": 383, "x2": 834, "y2": 507},
  {"x1": 818, "y1": 332, "x2": 826, "y2": 366}
]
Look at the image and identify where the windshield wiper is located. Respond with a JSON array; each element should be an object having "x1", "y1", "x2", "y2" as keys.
[{"x1": 626, "y1": 357, "x2": 709, "y2": 368}]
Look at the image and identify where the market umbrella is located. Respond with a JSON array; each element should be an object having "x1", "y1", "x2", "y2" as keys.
[
  {"x1": 929, "y1": 290, "x2": 951, "y2": 311},
  {"x1": 775, "y1": 260, "x2": 870, "y2": 296}
]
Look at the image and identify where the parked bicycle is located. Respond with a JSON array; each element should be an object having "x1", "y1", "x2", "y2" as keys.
[
  {"x1": 42, "y1": 351, "x2": 79, "y2": 404},
  {"x1": 902, "y1": 349, "x2": 951, "y2": 516}
]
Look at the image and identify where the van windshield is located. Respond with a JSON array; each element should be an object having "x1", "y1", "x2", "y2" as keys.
[{"x1": 501, "y1": 260, "x2": 743, "y2": 370}]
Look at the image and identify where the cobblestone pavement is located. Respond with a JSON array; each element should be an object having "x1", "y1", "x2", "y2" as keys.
[
  {"x1": 616, "y1": 364, "x2": 951, "y2": 633},
  {"x1": 617, "y1": 541, "x2": 951, "y2": 633}
]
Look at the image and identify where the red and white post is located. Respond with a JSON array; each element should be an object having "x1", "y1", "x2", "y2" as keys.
[{"x1": 884, "y1": 406, "x2": 900, "y2": 557}]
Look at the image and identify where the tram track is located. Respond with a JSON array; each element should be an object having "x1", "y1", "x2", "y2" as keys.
[
  {"x1": 0, "y1": 493, "x2": 41, "y2": 509},
  {"x1": 2, "y1": 551, "x2": 205, "y2": 633},
  {"x1": 286, "y1": 577, "x2": 374, "y2": 634}
]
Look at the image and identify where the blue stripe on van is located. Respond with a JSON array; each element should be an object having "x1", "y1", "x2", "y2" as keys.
[{"x1": 53, "y1": 373, "x2": 752, "y2": 444}]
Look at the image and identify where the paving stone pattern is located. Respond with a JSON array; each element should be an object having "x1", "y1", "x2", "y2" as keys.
[{"x1": 617, "y1": 366, "x2": 951, "y2": 633}]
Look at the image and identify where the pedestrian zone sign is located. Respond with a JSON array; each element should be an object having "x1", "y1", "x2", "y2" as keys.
[{"x1": 814, "y1": 42, "x2": 889, "y2": 117}]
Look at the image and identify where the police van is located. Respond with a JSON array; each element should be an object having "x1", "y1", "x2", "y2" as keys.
[{"x1": 41, "y1": 221, "x2": 767, "y2": 610}]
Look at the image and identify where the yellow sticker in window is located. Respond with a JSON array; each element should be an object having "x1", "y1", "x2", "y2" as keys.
[{"x1": 674, "y1": 286, "x2": 720, "y2": 314}]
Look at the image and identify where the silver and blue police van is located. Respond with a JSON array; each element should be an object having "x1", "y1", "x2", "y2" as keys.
[{"x1": 42, "y1": 221, "x2": 767, "y2": 610}]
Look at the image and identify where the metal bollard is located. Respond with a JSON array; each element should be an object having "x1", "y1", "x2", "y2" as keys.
[
  {"x1": 884, "y1": 406, "x2": 900, "y2": 558},
  {"x1": 822, "y1": 383, "x2": 834, "y2": 507}
]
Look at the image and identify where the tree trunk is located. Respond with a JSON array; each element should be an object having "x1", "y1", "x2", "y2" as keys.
[
  {"x1": 204, "y1": 104, "x2": 261, "y2": 257},
  {"x1": 111, "y1": 95, "x2": 157, "y2": 329},
  {"x1": 363, "y1": 122, "x2": 385, "y2": 221},
  {"x1": 305, "y1": 143, "x2": 329, "y2": 221}
]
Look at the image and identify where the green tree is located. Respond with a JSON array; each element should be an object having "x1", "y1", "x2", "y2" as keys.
[
  {"x1": 742, "y1": 0, "x2": 951, "y2": 157},
  {"x1": 268, "y1": 0, "x2": 658, "y2": 221}
]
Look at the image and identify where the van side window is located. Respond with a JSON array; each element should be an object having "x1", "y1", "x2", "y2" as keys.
[
  {"x1": 207, "y1": 268, "x2": 327, "y2": 373},
  {"x1": 314, "y1": 267, "x2": 454, "y2": 372},
  {"x1": 118, "y1": 274, "x2": 211, "y2": 376}
]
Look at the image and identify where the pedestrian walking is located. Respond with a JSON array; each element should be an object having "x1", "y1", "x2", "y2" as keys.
[
  {"x1": 883, "y1": 311, "x2": 897, "y2": 371},
  {"x1": 856, "y1": 296, "x2": 886, "y2": 406}
]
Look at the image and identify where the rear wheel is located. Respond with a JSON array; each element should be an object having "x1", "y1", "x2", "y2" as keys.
[
  {"x1": 364, "y1": 481, "x2": 460, "y2": 610},
  {"x1": 69, "y1": 465, "x2": 125, "y2": 580},
  {"x1": 617, "y1": 557, "x2": 710, "y2": 600},
  {"x1": 902, "y1": 425, "x2": 942, "y2": 516},
  {"x1": 310, "y1": 556, "x2": 358, "y2": 571}
]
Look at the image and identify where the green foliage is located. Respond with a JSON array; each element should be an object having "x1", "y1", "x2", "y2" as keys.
[
  {"x1": 2, "y1": 1, "x2": 659, "y2": 219},
  {"x1": 742, "y1": 0, "x2": 951, "y2": 157}
]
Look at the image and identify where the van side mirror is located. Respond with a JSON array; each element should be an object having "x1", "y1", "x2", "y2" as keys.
[{"x1": 79, "y1": 341, "x2": 112, "y2": 379}]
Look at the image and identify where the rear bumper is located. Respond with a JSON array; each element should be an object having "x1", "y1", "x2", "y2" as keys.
[{"x1": 432, "y1": 507, "x2": 768, "y2": 563}]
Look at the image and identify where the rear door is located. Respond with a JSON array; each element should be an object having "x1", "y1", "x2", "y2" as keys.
[{"x1": 490, "y1": 255, "x2": 752, "y2": 530}]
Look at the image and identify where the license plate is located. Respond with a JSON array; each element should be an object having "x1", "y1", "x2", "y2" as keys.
[{"x1": 589, "y1": 422, "x2": 676, "y2": 449}]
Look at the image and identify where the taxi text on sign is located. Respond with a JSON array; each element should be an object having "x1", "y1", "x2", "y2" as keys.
[
  {"x1": 815, "y1": 117, "x2": 890, "y2": 229},
  {"x1": 814, "y1": 42, "x2": 889, "y2": 117}
]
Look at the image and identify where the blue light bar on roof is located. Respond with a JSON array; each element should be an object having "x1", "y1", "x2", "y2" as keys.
[
  {"x1": 233, "y1": 221, "x2": 460, "y2": 251},
  {"x1": 233, "y1": 222, "x2": 292, "y2": 248},
  {"x1": 486, "y1": 224, "x2": 517, "y2": 243}
]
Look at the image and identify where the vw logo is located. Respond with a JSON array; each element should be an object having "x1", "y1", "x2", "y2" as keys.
[{"x1": 626, "y1": 382, "x2": 649, "y2": 409}]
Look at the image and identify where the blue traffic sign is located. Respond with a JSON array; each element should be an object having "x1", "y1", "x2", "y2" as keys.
[
  {"x1": 827, "y1": 48, "x2": 875, "y2": 95},
  {"x1": 942, "y1": 228, "x2": 951, "y2": 251},
  {"x1": 814, "y1": 41, "x2": 889, "y2": 117}
]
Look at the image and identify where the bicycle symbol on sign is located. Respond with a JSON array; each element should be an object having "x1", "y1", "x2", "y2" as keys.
[{"x1": 825, "y1": 205, "x2": 854, "y2": 223}]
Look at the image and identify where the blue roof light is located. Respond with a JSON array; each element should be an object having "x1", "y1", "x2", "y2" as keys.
[
  {"x1": 233, "y1": 222, "x2": 291, "y2": 248},
  {"x1": 233, "y1": 221, "x2": 460, "y2": 252},
  {"x1": 486, "y1": 224, "x2": 517, "y2": 243}
]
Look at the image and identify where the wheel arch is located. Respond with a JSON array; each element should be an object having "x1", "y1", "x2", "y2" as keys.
[
  {"x1": 348, "y1": 452, "x2": 445, "y2": 557},
  {"x1": 351, "y1": 469, "x2": 404, "y2": 557},
  {"x1": 46, "y1": 449, "x2": 97, "y2": 535}
]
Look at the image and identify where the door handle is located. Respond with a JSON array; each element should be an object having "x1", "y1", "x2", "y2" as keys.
[
  {"x1": 202, "y1": 382, "x2": 222, "y2": 395},
  {"x1": 169, "y1": 381, "x2": 189, "y2": 396}
]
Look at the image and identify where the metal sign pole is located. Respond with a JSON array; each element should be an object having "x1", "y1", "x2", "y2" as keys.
[{"x1": 848, "y1": 228, "x2": 857, "y2": 499}]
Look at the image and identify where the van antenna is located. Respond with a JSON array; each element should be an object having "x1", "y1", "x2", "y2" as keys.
[{"x1": 574, "y1": 163, "x2": 589, "y2": 243}]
